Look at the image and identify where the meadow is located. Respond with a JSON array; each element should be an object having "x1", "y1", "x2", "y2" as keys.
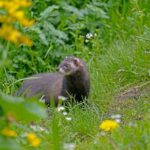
[{"x1": 0, "y1": 0, "x2": 150, "y2": 149}]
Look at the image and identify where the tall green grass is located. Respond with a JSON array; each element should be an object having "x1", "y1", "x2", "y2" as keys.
[
  {"x1": 1, "y1": 0, "x2": 150, "y2": 86},
  {"x1": 0, "y1": 0, "x2": 150, "y2": 149}
]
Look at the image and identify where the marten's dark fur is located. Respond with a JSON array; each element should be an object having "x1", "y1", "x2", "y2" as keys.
[{"x1": 17, "y1": 56, "x2": 90, "y2": 106}]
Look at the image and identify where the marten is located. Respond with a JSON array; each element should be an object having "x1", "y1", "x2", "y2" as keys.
[{"x1": 17, "y1": 56, "x2": 90, "y2": 106}]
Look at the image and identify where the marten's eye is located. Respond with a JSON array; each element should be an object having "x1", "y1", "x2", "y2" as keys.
[
  {"x1": 73, "y1": 58, "x2": 80, "y2": 66},
  {"x1": 63, "y1": 66, "x2": 67, "y2": 70},
  {"x1": 64, "y1": 64, "x2": 69, "y2": 69}
]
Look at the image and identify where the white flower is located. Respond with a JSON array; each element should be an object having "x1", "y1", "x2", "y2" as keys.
[
  {"x1": 64, "y1": 143, "x2": 75, "y2": 150},
  {"x1": 85, "y1": 39, "x2": 89, "y2": 43},
  {"x1": 38, "y1": 126, "x2": 45, "y2": 131},
  {"x1": 111, "y1": 114, "x2": 122, "y2": 119},
  {"x1": 86, "y1": 33, "x2": 94, "y2": 39},
  {"x1": 115, "y1": 119, "x2": 121, "y2": 123},
  {"x1": 30, "y1": 125, "x2": 37, "y2": 131},
  {"x1": 63, "y1": 112, "x2": 68, "y2": 116},
  {"x1": 57, "y1": 106, "x2": 65, "y2": 112},
  {"x1": 65, "y1": 117, "x2": 72, "y2": 121},
  {"x1": 58, "y1": 96, "x2": 67, "y2": 101},
  {"x1": 30, "y1": 125, "x2": 48, "y2": 133}
]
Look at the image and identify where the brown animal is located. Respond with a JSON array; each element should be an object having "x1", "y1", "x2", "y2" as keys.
[{"x1": 17, "y1": 56, "x2": 90, "y2": 106}]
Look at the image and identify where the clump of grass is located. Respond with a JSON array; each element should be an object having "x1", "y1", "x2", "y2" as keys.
[
  {"x1": 88, "y1": 36, "x2": 150, "y2": 108},
  {"x1": 0, "y1": 0, "x2": 150, "y2": 149}
]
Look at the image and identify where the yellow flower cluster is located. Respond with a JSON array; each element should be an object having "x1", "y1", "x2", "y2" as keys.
[
  {"x1": 0, "y1": 0, "x2": 34, "y2": 46},
  {"x1": 1, "y1": 128, "x2": 17, "y2": 137},
  {"x1": 99, "y1": 120, "x2": 119, "y2": 132},
  {"x1": 0, "y1": 25, "x2": 32, "y2": 45},
  {"x1": 27, "y1": 133, "x2": 41, "y2": 148}
]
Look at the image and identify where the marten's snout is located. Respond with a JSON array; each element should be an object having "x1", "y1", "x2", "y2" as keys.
[
  {"x1": 58, "y1": 64, "x2": 73, "y2": 75},
  {"x1": 58, "y1": 67, "x2": 65, "y2": 74},
  {"x1": 57, "y1": 65, "x2": 67, "y2": 74}
]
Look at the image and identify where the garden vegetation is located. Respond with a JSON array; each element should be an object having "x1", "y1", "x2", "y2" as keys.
[{"x1": 0, "y1": 0, "x2": 150, "y2": 149}]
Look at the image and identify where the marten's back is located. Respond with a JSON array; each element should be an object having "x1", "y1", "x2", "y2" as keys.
[
  {"x1": 17, "y1": 56, "x2": 90, "y2": 106},
  {"x1": 17, "y1": 73, "x2": 64, "y2": 105}
]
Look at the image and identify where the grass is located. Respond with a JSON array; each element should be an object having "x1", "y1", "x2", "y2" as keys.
[
  {"x1": 0, "y1": 0, "x2": 150, "y2": 149},
  {"x1": 11, "y1": 36, "x2": 149, "y2": 150},
  {"x1": 1, "y1": 31, "x2": 150, "y2": 150}
]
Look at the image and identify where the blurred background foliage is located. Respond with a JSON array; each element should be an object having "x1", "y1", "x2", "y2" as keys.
[
  {"x1": 1, "y1": 0, "x2": 149, "y2": 92},
  {"x1": 0, "y1": 0, "x2": 150, "y2": 149}
]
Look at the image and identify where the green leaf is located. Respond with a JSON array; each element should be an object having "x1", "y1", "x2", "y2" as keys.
[
  {"x1": 0, "y1": 94, "x2": 47, "y2": 122},
  {"x1": 0, "y1": 136, "x2": 21, "y2": 150},
  {"x1": 40, "y1": 5, "x2": 59, "y2": 20},
  {"x1": 30, "y1": 27, "x2": 49, "y2": 45}
]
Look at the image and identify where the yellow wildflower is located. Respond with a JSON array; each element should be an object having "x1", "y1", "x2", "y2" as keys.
[
  {"x1": 27, "y1": 133, "x2": 41, "y2": 147},
  {"x1": 20, "y1": 19, "x2": 35, "y2": 27},
  {"x1": 0, "y1": 0, "x2": 34, "y2": 46},
  {"x1": 1, "y1": 128, "x2": 17, "y2": 137},
  {"x1": 99, "y1": 120, "x2": 119, "y2": 132},
  {"x1": 0, "y1": 1, "x2": 34, "y2": 27},
  {"x1": 0, "y1": 2, "x2": 3, "y2": 7},
  {"x1": 27, "y1": 133, "x2": 37, "y2": 141},
  {"x1": 0, "y1": 25, "x2": 32, "y2": 46},
  {"x1": 12, "y1": 10, "x2": 24, "y2": 20},
  {"x1": 0, "y1": 16, "x2": 14, "y2": 23},
  {"x1": 0, "y1": 0, "x2": 31, "y2": 10},
  {"x1": 19, "y1": 35, "x2": 33, "y2": 46},
  {"x1": 31, "y1": 137, "x2": 41, "y2": 148}
]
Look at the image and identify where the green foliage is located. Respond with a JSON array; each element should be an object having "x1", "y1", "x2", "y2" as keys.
[
  {"x1": 0, "y1": 94, "x2": 47, "y2": 150},
  {"x1": 0, "y1": 0, "x2": 150, "y2": 149},
  {"x1": 51, "y1": 112, "x2": 61, "y2": 150},
  {"x1": 2, "y1": 0, "x2": 149, "y2": 81},
  {"x1": 0, "y1": 94, "x2": 47, "y2": 122},
  {"x1": 87, "y1": 120, "x2": 150, "y2": 150},
  {"x1": 0, "y1": 44, "x2": 7, "y2": 68},
  {"x1": 0, "y1": 136, "x2": 21, "y2": 150}
]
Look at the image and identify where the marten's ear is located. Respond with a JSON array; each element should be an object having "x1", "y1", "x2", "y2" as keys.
[{"x1": 73, "y1": 58, "x2": 80, "y2": 66}]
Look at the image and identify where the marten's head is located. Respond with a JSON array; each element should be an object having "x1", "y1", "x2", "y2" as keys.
[{"x1": 58, "y1": 56, "x2": 84, "y2": 76}]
